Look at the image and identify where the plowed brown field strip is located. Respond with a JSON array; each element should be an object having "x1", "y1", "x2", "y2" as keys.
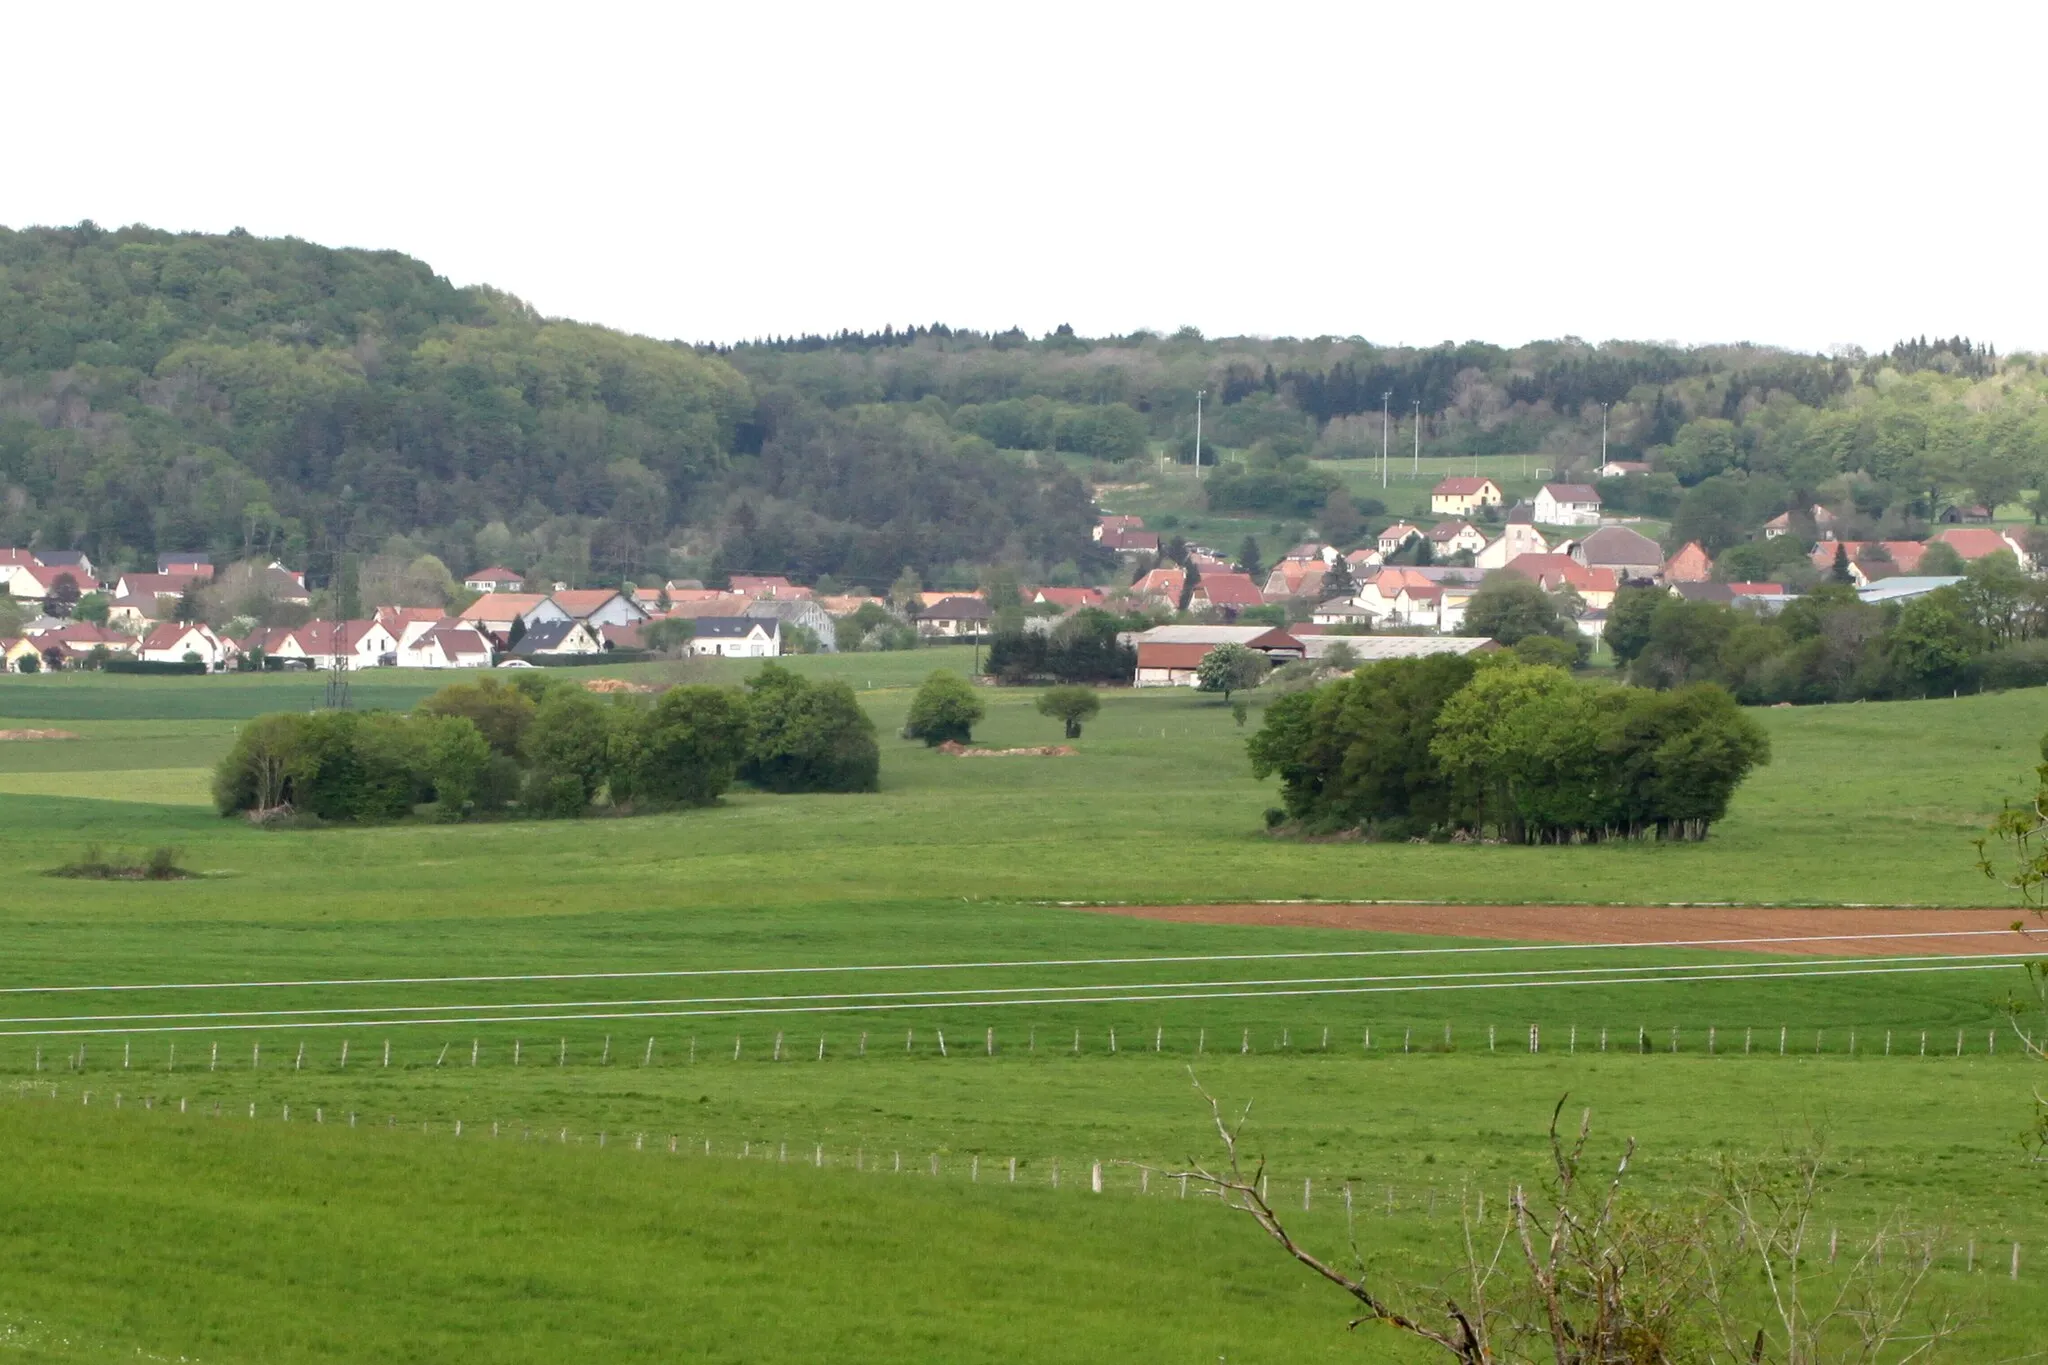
[{"x1": 1079, "y1": 904, "x2": 2042, "y2": 957}]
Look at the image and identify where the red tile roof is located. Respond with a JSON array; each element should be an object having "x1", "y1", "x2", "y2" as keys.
[
  {"x1": 1931, "y1": 527, "x2": 2023, "y2": 561},
  {"x1": 1191, "y1": 572, "x2": 1264, "y2": 608},
  {"x1": 1433, "y1": 477, "x2": 1499, "y2": 495}
]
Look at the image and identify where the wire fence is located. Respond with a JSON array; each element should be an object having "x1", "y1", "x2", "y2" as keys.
[
  {"x1": 6, "y1": 1018, "x2": 2034, "y2": 1078},
  {"x1": 17, "y1": 1079, "x2": 2031, "y2": 1282}
]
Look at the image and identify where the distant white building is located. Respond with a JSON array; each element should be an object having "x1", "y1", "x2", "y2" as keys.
[{"x1": 689, "y1": 617, "x2": 781, "y2": 658}]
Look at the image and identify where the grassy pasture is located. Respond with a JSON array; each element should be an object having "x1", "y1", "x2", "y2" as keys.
[{"x1": 0, "y1": 656, "x2": 2042, "y2": 1359}]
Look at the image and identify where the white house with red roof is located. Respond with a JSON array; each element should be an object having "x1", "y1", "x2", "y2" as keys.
[
  {"x1": 1426, "y1": 520, "x2": 1488, "y2": 558},
  {"x1": 1931, "y1": 526, "x2": 2033, "y2": 570},
  {"x1": 139, "y1": 621, "x2": 232, "y2": 670},
  {"x1": 1501, "y1": 553, "x2": 1618, "y2": 609},
  {"x1": 1376, "y1": 522, "x2": 1424, "y2": 556},
  {"x1": 1030, "y1": 586, "x2": 1107, "y2": 610}
]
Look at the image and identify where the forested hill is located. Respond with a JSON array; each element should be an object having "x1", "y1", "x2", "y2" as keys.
[
  {"x1": 6, "y1": 221, "x2": 2039, "y2": 595},
  {"x1": 0, "y1": 223, "x2": 1101, "y2": 590}
]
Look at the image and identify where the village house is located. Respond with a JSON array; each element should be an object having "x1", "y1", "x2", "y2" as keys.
[
  {"x1": 1098, "y1": 525, "x2": 1160, "y2": 556},
  {"x1": 1262, "y1": 560, "x2": 1327, "y2": 599},
  {"x1": 547, "y1": 589, "x2": 650, "y2": 629},
  {"x1": 688, "y1": 617, "x2": 781, "y2": 658},
  {"x1": 1030, "y1": 587, "x2": 1107, "y2": 610},
  {"x1": 399, "y1": 623, "x2": 494, "y2": 668},
  {"x1": 510, "y1": 619, "x2": 607, "y2": 659},
  {"x1": 1309, "y1": 600, "x2": 1379, "y2": 627},
  {"x1": 0, "y1": 560, "x2": 95, "y2": 603},
  {"x1": 1573, "y1": 526, "x2": 1666, "y2": 581},
  {"x1": 1281, "y1": 542, "x2": 1337, "y2": 565},
  {"x1": 1661, "y1": 541, "x2": 1714, "y2": 583},
  {"x1": 1474, "y1": 515, "x2": 1551, "y2": 570},
  {"x1": 1931, "y1": 526, "x2": 2034, "y2": 570},
  {"x1": 1533, "y1": 483, "x2": 1602, "y2": 527},
  {"x1": 458, "y1": 593, "x2": 557, "y2": 637},
  {"x1": 1809, "y1": 541, "x2": 1926, "y2": 585},
  {"x1": 914, "y1": 595, "x2": 993, "y2": 639},
  {"x1": 0, "y1": 636, "x2": 43, "y2": 671},
  {"x1": 1186, "y1": 571, "x2": 1265, "y2": 616},
  {"x1": 462, "y1": 566, "x2": 526, "y2": 593},
  {"x1": 1763, "y1": 506, "x2": 1839, "y2": 540},
  {"x1": 744, "y1": 596, "x2": 837, "y2": 649},
  {"x1": 1094, "y1": 515, "x2": 1144, "y2": 542},
  {"x1": 1426, "y1": 520, "x2": 1488, "y2": 559},
  {"x1": 1501, "y1": 553, "x2": 1619, "y2": 610},
  {"x1": 1376, "y1": 522, "x2": 1423, "y2": 556},
  {"x1": 1595, "y1": 460, "x2": 1652, "y2": 478},
  {"x1": 1131, "y1": 624, "x2": 1304, "y2": 687},
  {"x1": 139, "y1": 621, "x2": 233, "y2": 670},
  {"x1": 1302, "y1": 634, "x2": 1502, "y2": 663},
  {"x1": 374, "y1": 606, "x2": 448, "y2": 655},
  {"x1": 1430, "y1": 477, "x2": 1504, "y2": 516},
  {"x1": 157, "y1": 553, "x2": 210, "y2": 575},
  {"x1": 1128, "y1": 566, "x2": 1186, "y2": 609}
]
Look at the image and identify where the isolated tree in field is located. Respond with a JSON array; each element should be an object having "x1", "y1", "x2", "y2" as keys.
[
  {"x1": 903, "y1": 669, "x2": 984, "y2": 745},
  {"x1": 1195, "y1": 643, "x2": 1268, "y2": 700},
  {"x1": 520, "y1": 688, "x2": 618, "y2": 814},
  {"x1": 1034, "y1": 685, "x2": 1100, "y2": 738}
]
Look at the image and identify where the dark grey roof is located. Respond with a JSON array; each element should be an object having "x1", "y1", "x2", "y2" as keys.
[
  {"x1": 1505, "y1": 501, "x2": 1536, "y2": 525},
  {"x1": 158, "y1": 553, "x2": 210, "y2": 571},
  {"x1": 37, "y1": 551, "x2": 88, "y2": 567},
  {"x1": 511, "y1": 620, "x2": 583, "y2": 654},
  {"x1": 918, "y1": 595, "x2": 992, "y2": 620},
  {"x1": 1672, "y1": 582, "x2": 1735, "y2": 603},
  {"x1": 693, "y1": 617, "x2": 777, "y2": 639}
]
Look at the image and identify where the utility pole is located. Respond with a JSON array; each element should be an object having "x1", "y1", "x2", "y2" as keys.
[
  {"x1": 1195, "y1": 389, "x2": 1206, "y2": 481},
  {"x1": 1380, "y1": 391, "x2": 1391, "y2": 490},
  {"x1": 1600, "y1": 402, "x2": 1610, "y2": 467},
  {"x1": 1411, "y1": 400, "x2": 1421, "y2": 475}
]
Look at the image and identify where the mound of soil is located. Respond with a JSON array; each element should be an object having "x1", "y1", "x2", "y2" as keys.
[
  {"x1": 582, "y1": 678, "x2": 657, "y2": 694},
  {"x1": 0, "y1": 728, "x2": 80, "y2": 741},
  {"x1": 936, "y1": 741, "x2": 1078, "y2": 757}
]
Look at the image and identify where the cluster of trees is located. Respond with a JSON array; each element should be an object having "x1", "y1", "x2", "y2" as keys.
[
  {"x1": 211, "y1": 666, "x2": 877, "y2": 822},
  {"x1": 1604, "y1": 559, "x2": 2048, "y2": 703},
  {"x1": 1248, "y1": 655, "x2": 1769, "y2": 843},
  {"x1": 983, "y1": 608, "x2": 1137, "y2": 684}
]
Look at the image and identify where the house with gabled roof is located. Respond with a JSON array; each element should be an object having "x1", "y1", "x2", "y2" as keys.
[
  {"x1": 689, "y1": 616, "x2": 781, "y2": 658},
  {"x1": 1534, "y1": 483, "x2": 1602, "y2": 527},
  {"x1": 1431, "y1": 477, "x2": 1504, "y2": 515},
  {"x1": 1030, "y1": 587, "x2": 1107, "y2": 611},
  {"x1": 1187, "y1": 571, "x2": 1264, "y2": 615},
  {"x1": 1574, "y1": 526, "x2": 1666, "y2": 581},
  {"x1": 1427, "y1": 520, "x2": 1487, "y2": 558},
  {"x1": 462, "y1": 566, "x2": 526, "y2": 593},
  {"x1": 1263, "y1": 561, "x2": 1328, "y2": 599},
  {"x1": 139, "y1": 621, "x2": 232, "y2": 670},
  {"x1": 510, "y1": 619, "x2": 606, "y2": 659},
  {"x1": 459, "y1": 593, "x2": 557, "y2": 636},
  {"x1": 1099, "y1": 526, "x2": 1160, "y2": 555},
  {"x1": 1095, "y1": 515, "x2": 1145, "y2": 541},
  {"x1": 1129, "y1": 566, "x2": 1186, "y2": 609},
  {"x1": 1931, "y1": 526, "x2": 2033, "y2": 570},
  {"x1": 1764, "y1": 506, "x2": 1838, "y2": 540},
  {"x1": 400, "y1": 623, "x2": 494, "y2": 668},
  {"x1": 1661, "y1": 541, "x2": 1713, "y2": 583},
  {"x1": 914, "y1": 595, "x2": 993, "y2": 639},
  {"x1": 1501, "y1": 554, "x2": 1619, "y2": 610},
  {"x1": 1377, "y1": 522, "x2": 1424, "y2": 556},
  {"x1": 727, "y1": 575, "x2": 810, "y2": 600},
  {"x1": 547, "y1": 589, "x2": 649, "y2": 629}
]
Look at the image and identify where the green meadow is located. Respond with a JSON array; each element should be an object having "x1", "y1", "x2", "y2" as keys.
[{"x1": 0, "y1": 655, "x2": 2043, "y2": 1360}]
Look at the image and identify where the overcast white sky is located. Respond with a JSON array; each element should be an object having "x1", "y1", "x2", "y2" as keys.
[{"x1": 6, "y1": 2, "x2": 2041, "y2": 353}]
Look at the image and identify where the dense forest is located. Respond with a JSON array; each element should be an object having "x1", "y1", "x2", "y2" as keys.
[{"x1": 6, "y1": 221, "x2": 2046, "y2": 596}]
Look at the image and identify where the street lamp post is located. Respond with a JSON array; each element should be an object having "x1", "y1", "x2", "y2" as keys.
[
  {"x1": 1600, "y1": 402, "x2": 1610, "y2": 468},
  {"x1": 1412, "y1": 400, "x2": 1421, "y2": 475},
  {"x1": 1195, "y1": 389, "x2": 1206, "y2": 480}
]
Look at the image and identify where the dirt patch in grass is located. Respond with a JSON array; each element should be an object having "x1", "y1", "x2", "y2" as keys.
[
  {"x1": 1074, "y1": 903, "x2": 2042, "y2": 958},
  {"x1": 582, "y1": 678, "x2": 657, "y2": 694},
  {"x1": 937, "y1": 741, "x2": 1077, "y2": 757},
  {"x1": 0, "y1": 728, "x2": 80, "y2": 741}
]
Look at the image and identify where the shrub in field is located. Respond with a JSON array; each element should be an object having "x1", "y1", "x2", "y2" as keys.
[
  {"x1": 740, "y1": 664, "x2": 879, "y2": 793},
  {"x1": 416, "y1": 676, "x2": 537, "y2": 756},
  {"x1": 520, "y1": 689, "x2": 621, "y2": 815},
  {"x1": 903, "y1": 670, "x2": 984, "y2": 745},
  {"x1": 983, "y1": 609, "x2": 1136, "y2": 684},
  {"x1": 1034, "y1": 685, "x2": 1100, "y2": 739},
  {"x1": 214, "y1": 710, "x2": 492, "y2": 822},
  {"x1": 627, "y1": 685, "x2": 752, "y2": 807},
  {"x1": 46, "y1": 844, "x2": 190, "y2": 880}
]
